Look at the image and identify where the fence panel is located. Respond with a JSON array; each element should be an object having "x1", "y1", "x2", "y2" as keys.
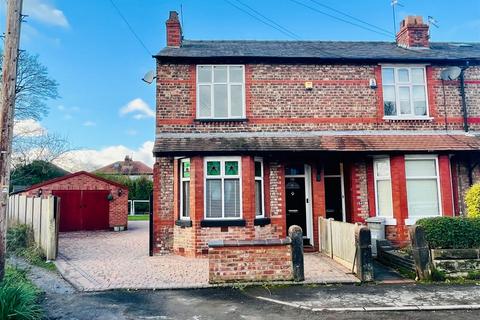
[
  {"x1": 319, "y1": 217, "x2": 358, "y2": 272},
  {"x1": 7, "y1": 194, "x2": 58, "y2": 260}
]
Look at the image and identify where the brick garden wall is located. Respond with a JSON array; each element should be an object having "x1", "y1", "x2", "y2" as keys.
[
  {"x1": 208, "y1": 240, "x2": 293, "y2": 283},
  {"x1": 25, "y1": 173, "x2": 128, "y2": 228}
]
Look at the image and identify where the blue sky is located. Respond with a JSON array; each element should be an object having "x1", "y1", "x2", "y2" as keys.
[{"x1": 4, "y1": 0, "x2": 480, "y2": 170}]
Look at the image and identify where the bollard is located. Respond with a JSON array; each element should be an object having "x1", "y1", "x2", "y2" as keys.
[
  {"x1": 355, "y1": 226, "x2": 374, "y2": 282},
  {"x1": 409, "y1": 225, "x2": 431, "y2": 281},
  {"x1": 288, "y1": 225, "x2": 305, "y2": 282}
]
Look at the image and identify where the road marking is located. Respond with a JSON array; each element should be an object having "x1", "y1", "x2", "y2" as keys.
[{"x1": 255, "y1": 296, "x2": 480, "y2": 312}]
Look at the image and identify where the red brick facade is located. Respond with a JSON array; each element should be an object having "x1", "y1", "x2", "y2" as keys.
[
  {"x1": 153, "y1": 13, "x2": 480, "y2": 254},
  {"x1": 23, "y1": 172, "x2": 128, "y2": 229}
]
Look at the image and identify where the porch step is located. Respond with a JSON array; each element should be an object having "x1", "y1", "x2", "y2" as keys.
[{"x1": 304, "y1": 245, "x2": 316, "y2": 253}]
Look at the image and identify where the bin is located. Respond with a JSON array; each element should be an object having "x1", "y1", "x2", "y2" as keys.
[{"x1": 366, "y1": 217, "x2": 386, "y2": 256}]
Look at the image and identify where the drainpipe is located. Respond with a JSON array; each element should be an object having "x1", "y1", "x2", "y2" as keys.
[{"x1": 460, "y1": 69, "x2": 469, "y2": 132}]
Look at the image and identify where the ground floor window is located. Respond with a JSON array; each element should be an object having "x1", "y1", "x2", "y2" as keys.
[
  {"x1": 373, "y1": 157, "x2": 393, "y2": 218},
  {"x1": 179, "y1": 159, "x2": 190, "y2": 219},
  {"x1": 254, "y1": 158, "x2": 264, "y2": 217},
  {"x1": 204, "y1": 157, "x2": 242, "y2": 219},
  {"x1": 405, "y1": 155, "x2": 441, "y2": 218}
]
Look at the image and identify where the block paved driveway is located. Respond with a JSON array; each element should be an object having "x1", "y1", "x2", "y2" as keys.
[
  {"x1": 56, "y1": 221, "x2": 209, "y2": 291},
  {"x1": 56, "y1": 220, "x2": 357, "y2": 291}
]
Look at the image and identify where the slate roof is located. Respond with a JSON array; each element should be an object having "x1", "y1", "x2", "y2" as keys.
[
  {"x1": 156, "y1": 40, "x2": 480, "y2": 62},
  {"x1": 153, "y1": 133, "x2": 480, "y2": 155}
]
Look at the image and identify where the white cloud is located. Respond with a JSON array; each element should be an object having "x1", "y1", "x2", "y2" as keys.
[
  {"x1": 13, "y1": 119, "x2": 46, "y2": 137},
  {"x1": 24, "y1": 0, "x2": 69, "y2": 28},
  {"x1": 120, "y1": 98, "x2": 155, "y2": 119},
  {"x1": 82, "y1": 121, "x2": 96, "y2": 127},
  {"x1": 125, "y1": 129, "x2": 138, "y2": 136},
  {"x1": 57, "y1": 141, "x2": 154, "y2": 172}
]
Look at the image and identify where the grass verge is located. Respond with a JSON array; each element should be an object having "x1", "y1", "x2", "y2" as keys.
[{"x1": 128, "y1": 214, "x2": 150, "y2": 221}]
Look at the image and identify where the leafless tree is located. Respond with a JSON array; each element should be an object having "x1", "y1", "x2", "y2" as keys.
[
  {"x1": 0, "y1": 50, "x2": 59, "y2": 120},
  {"x1": 11, "y1": 125, "x2": 71, "y2": 171}
]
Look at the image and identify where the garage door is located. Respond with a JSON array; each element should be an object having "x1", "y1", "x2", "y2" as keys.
[{"x1": 53, "y1": 190, "x2": 110, "y2": 232}]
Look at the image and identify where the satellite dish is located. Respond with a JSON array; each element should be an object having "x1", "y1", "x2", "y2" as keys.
[
  {"x1": 142, "y1": 70, "x2": 156, "y2": 84},
  {"x1": 440, "y1": 66, "x2": 462, "y2": 81}
]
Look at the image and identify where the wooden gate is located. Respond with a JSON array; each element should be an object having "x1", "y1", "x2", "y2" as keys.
[
  {"x1": 53, "y1": 190, "x2": 110, "y2": 232},
  {"x1": 319, "y1": 217, "x2": 359, "y2": 272}
]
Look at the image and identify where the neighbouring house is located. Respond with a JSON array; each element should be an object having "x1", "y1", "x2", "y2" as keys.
[
  {"x1": 94, "y1": 155, "x2": 153, "y2": 180},
  {"x1": 19, "y1": 171, "x2": 128, "y2": 232},
  {"x1": 152, "y1": 12, "x2": 480, "y2": 257}
]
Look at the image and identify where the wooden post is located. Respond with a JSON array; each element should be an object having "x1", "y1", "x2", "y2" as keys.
[
  {"x1": 355, "y1": 225, "x2": 374, "y2": 282},
  {"x1": 288, "y1": 225, "x2": 305, "y2": 282},
  {"x1": 0, "y1": 0, "x2": 24, "y2": 279},
  {"x1": 409, "y1": 225, "x2": 432, "y2": 281}
]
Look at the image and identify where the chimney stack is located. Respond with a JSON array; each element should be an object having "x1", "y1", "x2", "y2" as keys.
[
  {"x1": 396, "y1": 16, "x2": 429, "y2": 49},
  {"x1": 166, "y1": 11, "x2": 182, "y2": 47}
]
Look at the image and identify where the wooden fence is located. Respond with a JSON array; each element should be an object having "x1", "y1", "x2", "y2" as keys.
[
  {"x1": 7, "y1": 195, "x2": 59, "y2": 260},
  {"x1": 319, "y1": 217, "x2": 358, "y2": 272}
]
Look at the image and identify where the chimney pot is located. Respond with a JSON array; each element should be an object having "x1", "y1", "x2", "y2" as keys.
[
  {"x1": 166, "y1": 10, "x2": 182, "y2": 47},
  {"x1": 396, "y1": 15, "x2": 429, "y2": 49}
]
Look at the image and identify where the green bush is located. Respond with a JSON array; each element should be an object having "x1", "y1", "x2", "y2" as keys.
[
  {"x1": 466, "y1": 270, "x2": 480, "y2": 280},
  {"x1": 416, "y1": 217, "x2": 480, "y2": 249},
  {"x1": 7, "y1": 225, "x2": 54, "y2": 271},
  {"x1": 430, "y1": 268, "x2": 447, "y2": 282},
  {"x1": 465, "y1": 183, "x2": 480, "y2": 218},
  {"x1": 0, "y1": 266, "x2": 42, "y2": 320},
  {"x1": 6, "y1": 225, "x2": 33, "y2": 255}
]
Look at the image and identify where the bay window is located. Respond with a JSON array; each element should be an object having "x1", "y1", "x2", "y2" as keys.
[
  {"x1": 382, "y1": 66, "x2": 429, "y2": 118},
  {"x1": 197, "y1": 65, "x2": 245, "y2": 119},
  {"x1": 204, "y1": 157, "x2": 242, "y2": 219},
  {"x1": 373, "y1": 157, "x2": 393, "y2": 219},
  {"x1": 179, "y1": 159, "x2": 190, "y2": 220},
  {"x1": 255, "y1": 159, "x2": 264, "y2": 217},
  {"x1": 405, "y1": 155, "x2": 441, "y2": 220}
]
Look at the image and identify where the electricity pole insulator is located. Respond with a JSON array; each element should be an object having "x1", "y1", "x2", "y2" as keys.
[{"x1": 0, "y1": 0, "x2": 23, "y2": 280}]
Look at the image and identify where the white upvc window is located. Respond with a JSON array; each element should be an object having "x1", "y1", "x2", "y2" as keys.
[
  {"x1": 382, "y1": 66, "x2": 429, "y2": 119},
  {"x1": 373, "y1": 157, "x2": 394, "y2": 222},
  {"x1": 197, "y1": 65, "x2": 245, "y2": 119},
  {"x1": 179, "y1": 159, "x2": 190, "y2": 220},
  {"x1": 405, "y1": 155, "x2": 442, "y2": 224},
  {"x1": 254, "y1": 158, "x2": 265, "y2": 218},
  {"x1": 204, "y1": 157, "x2": 242, "y2": 219}
]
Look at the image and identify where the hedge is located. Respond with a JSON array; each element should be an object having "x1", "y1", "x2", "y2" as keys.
[{"x1": 416, "y1": 217, "x2": 480, "y2": 249}]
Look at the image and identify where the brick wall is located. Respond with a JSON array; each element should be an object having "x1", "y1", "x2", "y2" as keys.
[
  {"x1": 208, "y1": 241, "x2": 293, "y2": 283},
  {"x1": 25, "y1": 173, "x2": 128, "y2": 228},
  {"x1": 152, "y1": 157, "x2": 175, "y2": 254},
  {"x1": 156, "y1": 63, "x2": 480, "y2": 133}
]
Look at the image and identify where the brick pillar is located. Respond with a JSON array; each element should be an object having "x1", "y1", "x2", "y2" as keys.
[
  {"x1": 166, "y1": 11, "x2": 182, "y2": 47},
  {"x1": 366, "y1": 159, "x2": 376, "y2": 218},
  {"x1": 439, "y1": 155, "x2": 454, "y2": 217},
  {"x1": 191, "y1": 156, "x2": 204, "y2": 257},
  {"x1": 311, "y1": 163, "x2": 325, "y2": 250},
  {"x1": 242, "y1": 156, "x2": 256, "y2": 235},
  {"x1": 269, "y1": 161, "x2": 287, "y2": 238},
  {"x1": 152, "y1": 157, "x2": 175, "y2": 254},
  {"x1": 390, "y1": 155, "x2": 408, "y2": 242}
]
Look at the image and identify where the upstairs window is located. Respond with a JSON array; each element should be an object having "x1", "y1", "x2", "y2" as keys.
[
  {"x1": 197, "y1": 65, "x2": 245, "y2": 120},
  {"x1": 382, "y1": 66, "x2": 428, "y2": 118}
]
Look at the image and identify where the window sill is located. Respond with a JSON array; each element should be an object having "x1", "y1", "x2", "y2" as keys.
[
  {"x1": 175, "y1": 219, "x2": 192, "y2": 228},
  {"x1": 254, "y1": 217, "x2": 271, "y2": 226},
  {"x1": 383, "y1": 116, "x2": 433, "y2": 121},
  {"x1": 195, "y1": 118, "x2": 248, "y2": 123},
  {"x1": 200, "y1": 219, "x2": 246, "y2": 227}
]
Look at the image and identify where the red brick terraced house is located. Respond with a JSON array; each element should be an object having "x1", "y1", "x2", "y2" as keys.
[{"x1": 152, "y1": 12, "x2": 480, "y2": 256}]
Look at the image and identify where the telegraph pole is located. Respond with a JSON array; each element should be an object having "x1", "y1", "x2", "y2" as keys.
[{"x1": 0, "y1": 0, "x2": 23, "y2": 280}]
